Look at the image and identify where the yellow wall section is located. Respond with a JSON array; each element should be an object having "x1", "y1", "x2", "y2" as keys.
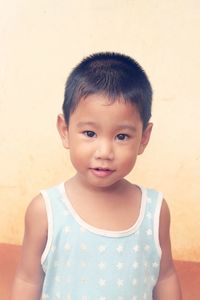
[{"x1": 1, "y1": 1, "x2": 200, "y2": 261}]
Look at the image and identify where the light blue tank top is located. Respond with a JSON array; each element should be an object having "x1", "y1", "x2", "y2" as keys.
[{"x1": 40, "y1": 183, "x2": 163, "y2": 300}]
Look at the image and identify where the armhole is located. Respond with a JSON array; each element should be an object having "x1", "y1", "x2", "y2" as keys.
[
  {"x1": 154, "y1": 192, "x2": 163, "y2": 257},
  {"x1": 41, "y1": 190, "x2": 53, "y2": 265}
]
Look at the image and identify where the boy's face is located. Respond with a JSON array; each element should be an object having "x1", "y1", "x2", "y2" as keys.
[{"x1": 58, "y1": 94, "x2": 152, "y2": 190}]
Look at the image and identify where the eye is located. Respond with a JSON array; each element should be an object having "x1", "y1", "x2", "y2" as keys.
[
  {"x1": 83, "y1": 130, "x2": 96, "y2": 138},
  {"x1": 116, "y1": 133, "x2": 129, "y2": 141}
]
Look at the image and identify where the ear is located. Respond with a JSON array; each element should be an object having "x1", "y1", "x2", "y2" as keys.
[
  {"x1": 138, "y1": 123, "x2": 153, "y2": 155},
  {"x1": 57, "y1": 114, "x2": 69, "y2": 149}
]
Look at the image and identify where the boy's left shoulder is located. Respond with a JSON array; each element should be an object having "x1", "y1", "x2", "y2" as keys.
[{"x1": 159, "y1": 198, "x2": 171, "y2": 229}]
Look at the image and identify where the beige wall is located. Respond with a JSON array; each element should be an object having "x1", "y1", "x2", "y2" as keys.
[{"x1": 1, "y1": 0, "x2": 200, "y2": 261}]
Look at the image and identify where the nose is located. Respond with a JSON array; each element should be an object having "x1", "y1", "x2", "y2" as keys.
[{"x1": 94, "y1": 139, "x2": 114, "y2": 160}]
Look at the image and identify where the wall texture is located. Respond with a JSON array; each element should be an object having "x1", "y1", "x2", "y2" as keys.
[{"x1": 0, "y1": 0, "x2": 200, "y2": 261}]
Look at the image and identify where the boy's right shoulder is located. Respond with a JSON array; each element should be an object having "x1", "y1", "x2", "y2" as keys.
[{"x1": 25, "y1": 193, "x2": 47, "y2": 224}]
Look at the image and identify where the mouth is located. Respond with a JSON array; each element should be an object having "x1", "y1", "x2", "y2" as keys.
[{"x1": 89, "y1": 167, "x2": 115, "y2": 177}]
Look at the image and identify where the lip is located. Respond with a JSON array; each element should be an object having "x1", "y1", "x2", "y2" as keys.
[{"x1": 89, "y1": 167, "x2": 115, "y2": 178}]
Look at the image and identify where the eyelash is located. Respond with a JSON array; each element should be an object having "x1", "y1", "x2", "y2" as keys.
[
  {"x1": 82, "y1": 131, "x2": 129, "y2": 141},
  {"x1": 116, "y1": 134, "x2": 129, "y2": 141},
  {"x1": 83, "y1": 131, "x2": 96, "y2": 138}
]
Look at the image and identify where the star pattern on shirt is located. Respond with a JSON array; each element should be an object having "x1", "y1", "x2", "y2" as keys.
[
  {"x1": 41, "y1": 187, "x2": 161, "y2": 299},
  {"x1": 63, "y1": 209, "x2": 69, "y2": 216},
  {"x1": 132, "y1": 244, "x2": 139, "y2": 252},
  {"x1": 99, "y1": 278, "x2": 106, "y2": 287},
  {"x1": 153, "y1": 262, "x2": 159, "y2": 268},
  {"x1": 66, "y1": 260, "x2": 71, "y2": 268},
  {"x1": 81, "y1": 261, "x2": 87, "y2": 268},
  {"x1": 116, "y1": 244, "x2": 124, "y2": 253},
  {"x1": 146, "y1": 228, "x2": 152, "y2": 236},
  {"x1": 98, "y1": 261, "x2": 107, "y2": 270},
  {"x1": 132, "y1": 261, "x2": 139, "y2": 269},
  {"x1": 117, "y1": 279, "x2": 124, "y2": 287},
  {"x1": 144, "y1": 244, "x2": 150, "y2": 251},
  {"x1": 55, "y1": 275, "x2": 60, "y2": 283},
  {"x1": 64, "y1": 226, "x2": 71, "y2": 234},
  {"x1": 98, "y1": 245, "x2": 107, "y2": 253},
  {"x1": 51, "y1": 245, "x2": 56, "y2": 253},
  {"x1": 64, "y1": 243, "x2": 71, "y2": 251},
  {"x1": 80, "y1": 243, "x2": 87, "y2": 251},
  {"x1": 116, "y1": 262, "x2": 124, "y2": 270},
  {"x1": 132, "y1": 278, "x2": 138, "y2": 286},
  {"x1": 146, "y1": 212, "x2": 152, "y2": 219}
]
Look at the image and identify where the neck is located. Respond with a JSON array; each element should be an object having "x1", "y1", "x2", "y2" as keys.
[{"x1": 69, "y1": 173, "x2": 131, "y2": 196}]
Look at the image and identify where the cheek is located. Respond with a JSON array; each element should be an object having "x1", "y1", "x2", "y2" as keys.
[
  {"x1": 69, "y1": 145, "x2": 91, "y2": 168},
  {"x1": 118, "y1": 150, "x2": 138, "y2": 170}
]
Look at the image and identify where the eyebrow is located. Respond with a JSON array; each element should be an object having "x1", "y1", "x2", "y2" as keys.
[
  {"x1": 77, "y1": 121, "x2": 136, "y2": 132},
  {"x1": 116, "y1": 124, "x2": 137, "y2": 132},
  {"x1": 76, "y1": 121, "x2": 97, "y2": 128}
]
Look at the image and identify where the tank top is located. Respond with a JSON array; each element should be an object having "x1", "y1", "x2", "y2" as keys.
[{"x1": 40, "y1": 182, "x2": 163, "y2": 300}]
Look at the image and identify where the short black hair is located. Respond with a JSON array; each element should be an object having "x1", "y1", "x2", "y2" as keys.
[{"x1": 63, "y1": 52, "x2": 152, "y2": 128}]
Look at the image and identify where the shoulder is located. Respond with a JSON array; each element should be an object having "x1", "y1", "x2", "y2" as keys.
[
  {"x1": 159, "y1": 199, "x2": 171, "y2": 238},
  {"x1": 25, "y1": 193, "x2": 48, "y2": 239},
  {"x1": 158, "y1": 198, "x2": 173, "y2": 270},
  {"x1": 26, "y1": 193, "x2": 46, "y2": 220}
]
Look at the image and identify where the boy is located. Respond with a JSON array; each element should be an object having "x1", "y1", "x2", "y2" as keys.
[{"x1": 12, "y1": 52, "x2": 182, "y2": 299}]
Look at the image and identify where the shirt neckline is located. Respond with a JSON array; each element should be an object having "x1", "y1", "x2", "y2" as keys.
[{"x1": 59, "y1": 182, "x2": 147, "y2": 238}]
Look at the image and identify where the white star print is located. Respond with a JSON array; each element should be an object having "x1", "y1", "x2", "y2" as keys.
[
  {"x1": 80, "y1": 243, "x2": 87, "y2": 251},
  {"x1": 116, "y1": 245, "x2": 124, "y2": 253},
  {"x1": 147, "y1": 197, "x2": 152, "y2": 203},
  {"x1": 66, "y1": 294, "x2": 71, "y2": 300},
  {"x1": 66, "y1": 260, "x2": 71, "y2": 268},
  {"x1": 81, "y1": 261, "x2": 87, "y2": 268},
  {"x1": 133, "y1": 244, "x2": 139, "y2": 252},
  {"x1": 117, "y1": 279, "x2": 124, "y2": 287},
  {"x1": 98, "y1": 261, "x2": 106, "y2": 270},
  {"x1": 152, "y1": 262, "x2": 159, "y2": 268},
  {"x1": 144, "y1": 244, "x2": 150, "y2": 251},
  {"x1": 99, "y1": 278, "x2": 106, "y2": 286},
  {"x1": 64, "y1": 243, "x2": 71, "y2": 251},
  {"x1": 63, "y1": 209, "x2": 69, "y2": 216},
  {"x1": 64, "y1": 226, "x2": 71, "y2": 234},
  {"x1": 55, "y1": 275, "x2": 60, "y2": 282},
  {"x1": 98, "y1": 245, "x2": 107, "y2": 253},
  {"x1": 81, "y1": 277, "x2": 87, "y2": 284},
  {"x1": 146, "y1": 212, "x2": 152, "y2": 219},
  {"x1": 116, "y1": 262, "x2": 124, "y2": 270},
  {"x1": 132, "y1": 278, "x2": 138, "y2": 286},
  {"x1": 80, "y1": 226, "x2": 86, "y2": 233},
  {"x1": 55, "y1": 292, "x2": 61, "y2": 298},
  {"x1": 51, "y1": 245, "x2": 56, "y2": 253},
  {"x1": 132, "y1": 261, "x2": 139, "y2": 269},
  {"x1": 146, "y1": 228, "x2": 152, "y2": 236},
  {"x1": 143, "y1": 261, "x2": 149, "y2": 268}
]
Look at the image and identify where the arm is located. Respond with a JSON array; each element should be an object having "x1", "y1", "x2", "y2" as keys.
[
  {"x1": 153, "y1": 199, "x2": 182, "y2": 300},
  {"x1": 11, "y1": 194, "x2": 47, "y2": 300}
]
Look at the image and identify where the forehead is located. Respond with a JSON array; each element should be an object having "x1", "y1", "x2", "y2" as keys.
[{"x1": 69, "y1": 94, "x2": 143, "y2": 128}]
